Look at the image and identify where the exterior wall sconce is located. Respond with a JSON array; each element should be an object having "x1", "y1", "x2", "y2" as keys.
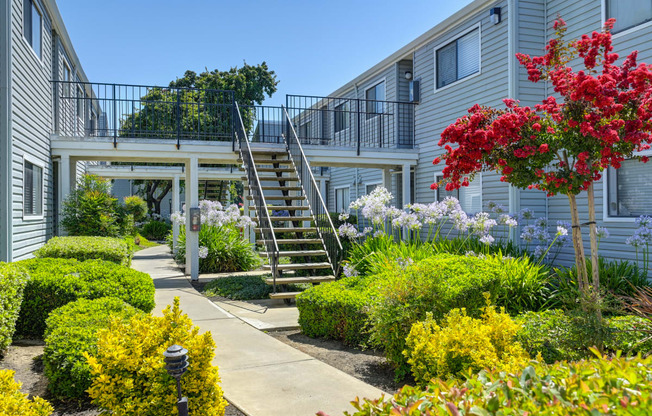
[
  {"x1": 404, "y1": 71, "x2": 413, "y2": 80},
  {"x1": 490, "y1": 7, "x2": 501, "y2": 25}
]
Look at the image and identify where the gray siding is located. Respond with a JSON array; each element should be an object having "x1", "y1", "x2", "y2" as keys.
[{"x1": 10, "y1": 0, "x2": 54, "y2": 259}]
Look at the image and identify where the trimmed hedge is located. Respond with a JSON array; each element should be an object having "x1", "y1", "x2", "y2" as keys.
[
  {"x1": 297, "y1": 275, "x2": 379, "y2": 346},
  {"x1": 517, "y1": 310, "x2": 652, "y2": 363},
  {"x1": 0, "y1": 263, "x2": 28, "y2": 354},
  {"x1": 14, "y1": 258, "x2": 154, "y2": 337},
  {"x1": 346, "y1": 353, "x2": 652, "y2": 415},
  {"x1": 43, "y1": 297, "x2": 142, "y2": 401},
  {"x1": 35, "y1": 236, "x2": 133, "y2": 266}
]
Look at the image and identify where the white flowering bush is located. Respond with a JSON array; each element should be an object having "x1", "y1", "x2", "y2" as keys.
[
  {"x1": 169, "y1": 200, "x2": 260, "y2": 273},
  {"x1": 626, "y1": 216, "x2": 652, "y2": 276}
]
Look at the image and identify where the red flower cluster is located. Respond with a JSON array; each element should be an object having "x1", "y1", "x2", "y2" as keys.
[{"x1": 433, "y1": 18, "x2": 652, "y2": 197}]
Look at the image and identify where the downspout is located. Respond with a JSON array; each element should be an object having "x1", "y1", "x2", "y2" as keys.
[
  {"x1": 507, "y1": 0, "x2": 520, "y2": 244},
  {"x1": 0, "y1": 0, "x2": 13, "y2": 262},
  {"x1": 354, "y1": 83, "x2": 360, "y2": 202}
]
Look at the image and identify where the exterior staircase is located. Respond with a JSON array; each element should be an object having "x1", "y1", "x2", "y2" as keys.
[
  {"x1": 199, "y1": 180, "x2": 228, "y2": 202},
  {"x1": 240, "y1": 149, "x2": 335, "y2": 300},
  {"x1": 234, "y1": 104, "x2": 343, "y2": 302}
]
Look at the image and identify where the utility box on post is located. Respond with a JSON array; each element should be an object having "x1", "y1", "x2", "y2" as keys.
[{"x1": 189, "y1": 208, "x2": 201, "y2": 232}]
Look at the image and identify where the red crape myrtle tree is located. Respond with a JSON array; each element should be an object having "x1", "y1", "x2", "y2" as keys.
[{"x1": 433, "y1": 18, "x2": 652, "y2": 307}]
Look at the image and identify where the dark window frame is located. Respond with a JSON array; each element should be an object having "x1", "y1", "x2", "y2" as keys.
[
  {"x1": 435, "y1": 27, "x2": 480, "y2": 89},
  {"x1": 365, "y1": 82, "x2": 385, "y2": 119},
  {"x1": 23, "y1": 0, "x2": 43, "y2": 59},
  {"x1": 334, "y1": 102, "x2": 349, "y2": 133}
]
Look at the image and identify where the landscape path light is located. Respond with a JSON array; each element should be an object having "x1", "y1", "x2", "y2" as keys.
[{"x1": 164, "y1": 344, "x2": 190, "y2": 416}]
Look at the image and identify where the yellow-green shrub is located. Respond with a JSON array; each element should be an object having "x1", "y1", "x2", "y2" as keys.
[
  {"x1": 404, "y1": 298, "x2": 530, "y2": 384},
  {"x1": 0, "y1": 369, "x2": 52, "y2": 416},
  {"x1": 85, "y1": 298, "x2": 226, "y2": 416}
]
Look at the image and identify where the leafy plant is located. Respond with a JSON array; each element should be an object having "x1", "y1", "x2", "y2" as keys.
[
  {"x1": 85, "y1": 298, "x2": 227, "y2": 416},
  {"x1": 43, "y1": 297, "x2": 143, "y2": 401},
  {"x1": 605, "y1": 315, "x2": 652, "y2": 356},
  {"x1": 140, "y1": 219, "x2": 171, "y2": 241},
  {"x1": 123, "y1": 195, "x2": 148, "y2": 223},
  {"x1": 14, "y1": 258, "x2": 154, "y2": 337},
  {"x1": 405, "y1": 300, "x2": 529, "y2": 385},
  {"x1": 61, "y1": 174, "x2": 122, "y2": 237},
  {"x1": 346, "y1": 352, "x2": 652, "y2": 415},
  {"x1": 0, "y1": 370, "x2": 52, "y2": 415},
  {"x1": 35, "y1": 236, "x2": 133, "y2": 266},
  {"x1": 0, "y1": 263, "x2": 28, "y2": 354}
]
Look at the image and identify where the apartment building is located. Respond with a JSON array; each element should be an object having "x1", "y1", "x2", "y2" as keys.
[
  {"x1": 0, "y1": 0, "x2": 90, "y2": 262},
  {"x1": 318, "y1": 0, "x2": 652, "y2": 266}
]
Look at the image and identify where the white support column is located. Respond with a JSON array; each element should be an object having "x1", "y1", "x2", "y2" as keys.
[
  {"x1": 382, "y1": 168, "x2": 391, "y2": 193},
  {"x1": 185, "y1": 157, "x2": 199, "y2": 280},
  {"x1": 172, "y1": 174, "x2": 180, "y2": 254},
  {"x1": 243, "y1": 185, "x2": 254, "y2": 244},
  {"x1": 401, "y1": 163, "x2": 411, "y2": 207},
  {"x1": 319, "y1": 178, "x2": 327, "y2": 203},
  {"x1": 57, "y1": 155, "x2": 72, "y2": 236}
]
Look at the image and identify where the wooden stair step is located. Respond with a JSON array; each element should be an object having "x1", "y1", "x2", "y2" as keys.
[
  {"x1": 266, "y1": 276, "x2": 335, "y2": 285},
  {"x1": 260, "y1": 250, "x2": 327, "y2": 257},
  {"x1": 256, "y1": 167, "x2": 296, "y2": 173},
  {"x1": 246, "y1": 195, "x2": 305, "y2": 201},
  {"x1": 241, "y1": 176, "x2": 298, "y2": 182},
  {"x1": 261, "y1": 186, "x2": 302, "y2": 191},
  {"x1": 249, "y1": 205, "x2": 310, "y2": 211},
  {"x1": 269, "y1": 292, "x2": 302, "y2": 300},
  {"x1": 258, "y1": 238, "x2": 323, "y2": 245},
  {"x1": 255, "y1": 227, "x2": 317, "y2": 233},
  {"x1": 238, "y1": 158, "x2": 291, "y2": 164},
  {"x1": 263, "y1": 262, "x2": 332, "y2": 271}
]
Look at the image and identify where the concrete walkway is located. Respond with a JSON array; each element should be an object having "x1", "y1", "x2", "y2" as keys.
[{"x1": 132, "y1": 245, "x2": 386, "y2": 416}]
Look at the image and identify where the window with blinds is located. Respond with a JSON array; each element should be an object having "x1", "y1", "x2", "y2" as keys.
[
  {"x1": 435, "y1": 174, "x2": 481, "y2": 214},
  {"x1": 334, "y1": 102, "x2": 349, "y2": 133},
  {"x1": 607, "y1": 158, "x2": 652, "y2": 217},
  {"x1": 24, "y1": 160, "x2": 43, "y2": 217},
  {"x1": 607, "y1": 0, "x2": 652, "y2": 33},
  {"x1": 436, "y1": 27, "x2": 480, "y2": 89},
  {"x1": 335, "y1": 187, "x2": 350, "y2": 213},
  {"x1": 365, "y1": 82, "x2": 385, "y2": 119},
  {"x1": 23, "y1": 0, "x2": 42, "y2": 59}
]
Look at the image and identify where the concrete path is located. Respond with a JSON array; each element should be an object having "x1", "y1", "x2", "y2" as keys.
[{"x1": 132, "y1": 245, "x2": 386, "y2": 416}]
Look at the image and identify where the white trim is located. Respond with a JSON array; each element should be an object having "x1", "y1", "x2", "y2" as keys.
[
  {"x1": 433, "y1": 22, "x2": 482, "y2": 93},
  {"x1": 21, "y1": 0, "x2": 45, "y2": 66},
  {"x1": 22, "y1": 154, "x2": 45, "y2": 221},
  {"x1": 602, "y1": 148, "x2": 652, "y2": 223},
  {"x1": 602, "y1": 0, "x2": 652, "y2": 39},
  {"x1": 334, "y1": 185, "x2": 351, "y2": 213}
]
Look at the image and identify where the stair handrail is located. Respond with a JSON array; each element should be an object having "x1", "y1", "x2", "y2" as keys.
[
  {"x1": 281, "y1": 105, "x2": 343, "y2": 275},
  {"x1": 234, "y1": 102, "x2": 280, "y2": 288}
]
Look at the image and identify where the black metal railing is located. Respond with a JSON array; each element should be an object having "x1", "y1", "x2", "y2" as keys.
[
  {"x1": 242, "y1": 105, "x2": 286, "y2": 144},
  {"x1": 282, "y1": 106, "x2": 343, "y2": 275},
  {"x1": 286, "y1": 94, "x2": 416, "y2": 155},
  {"x1": 235, "y1": 102, "x2": 280, "y2": 288},
  {"x1": 52, "y1": 81, "x2": 235, "y2": 148}
]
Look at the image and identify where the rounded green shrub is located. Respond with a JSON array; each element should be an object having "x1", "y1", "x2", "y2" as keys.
[
  {"x1": 61, "y1": 174, "x2": 122, "y2": 237},
  {"x1": 14, "y1": 258, "x2": 155, "y2": 337},
  {"x1": 606, "y1": 315, "x2": 652, "y2": 355},
  {"x1": 35, "y1": 236, "x2": 133, "y2": 266},
  {"x1": 43, "y1": 297, "x2": 143, "y2": 400},
  {"x1": 123, "y1": 195, "x2": 148, "y2": 223},
  {"x1": 297, "y1": 275, "x2": 379, "y2": 346},
  {"x1": 0, "y1": 263, "x2": 28, "y2": 354}
]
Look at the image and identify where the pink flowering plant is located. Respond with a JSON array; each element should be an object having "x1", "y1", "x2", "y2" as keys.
[{"x1": 433, "y1": 18, "x2": 652, "y2": 303}]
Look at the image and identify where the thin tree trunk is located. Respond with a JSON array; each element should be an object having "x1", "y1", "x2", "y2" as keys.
[
  {"x1": 587, "y1": 182, "x2": 602, "y2": 321},
  {"x1": 568, "y1": 193, "x2": 589, "y2": 291}
]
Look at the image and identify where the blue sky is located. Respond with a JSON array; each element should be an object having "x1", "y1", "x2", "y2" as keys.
[{"x1": 57, "y1": 0, "x2": 473, "y2": 107}]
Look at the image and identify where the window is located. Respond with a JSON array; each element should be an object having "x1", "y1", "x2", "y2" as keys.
[
  {"x1": 435, "y1": 174, "x2": 481, "y2": 214},
  {"x1": 63, "y1": 61, "x2": 71, "y2": 96},
  {"x1": 23, "y1": 159, "x2": 43, "y2": 218},
  {"x1": 435, "y1": 27, "x2": 480, "y2": 89},
  {"x1": 298, "y1": 120, "x2": 311, "y2": 139},
  {"x1": 607, "y1": 158, "x2": 652, "y2": 217},
  {"x1": 365, "y1": 82, "x2": 385, "y2": 118},
  {"x1": 366, "y1": 183, "x2": 380, "y2": 195},
  {"x1": 335, "y1": 187, "x2": 350, "y2": 213},
  {"x1": 77, "y1": 87, "x2": 84, "y2": 118},
  {"x1": 606, "y1": 0, "x2": 652, "y2": 33},
  {"x1": 23, "y1": 0, "x2": 42, "y2": 59},
  {"x1": 334, "y1": 102, "x2": 349, "y2": 133}
]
